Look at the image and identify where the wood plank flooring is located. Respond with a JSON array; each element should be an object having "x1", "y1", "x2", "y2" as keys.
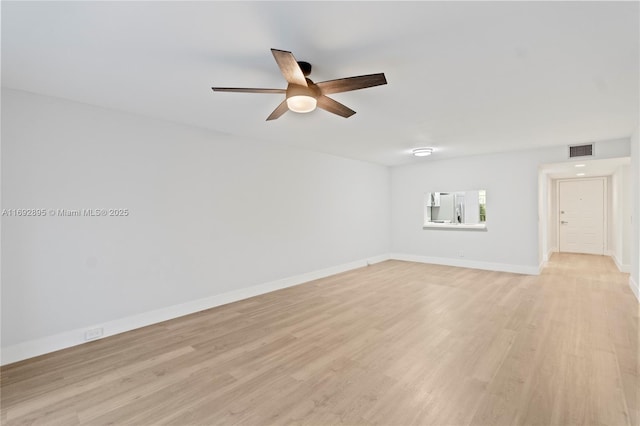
[{"x1": 1, "y1": 253, "x2": 637, "y2": 425}]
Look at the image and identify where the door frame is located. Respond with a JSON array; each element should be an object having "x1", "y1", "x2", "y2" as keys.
[{"x1": 555, "y1": 176, "x2": 608, "y2": 255}]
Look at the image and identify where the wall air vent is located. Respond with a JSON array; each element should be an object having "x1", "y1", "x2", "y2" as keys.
[{"x1": 568, "y1": 144, "x2": 593, "y2": 158}]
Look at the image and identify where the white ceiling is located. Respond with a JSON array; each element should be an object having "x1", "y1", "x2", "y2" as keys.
[{"x1": 2, "y1": 1, "x2": 638, "y2": 166}]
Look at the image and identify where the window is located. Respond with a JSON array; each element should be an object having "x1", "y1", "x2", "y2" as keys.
[{"x1": 479, "y1": 190, "x2": 486, "y2": 223}]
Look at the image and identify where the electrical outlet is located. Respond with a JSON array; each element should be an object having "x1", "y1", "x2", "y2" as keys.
[
  {"x1": 458, "y1": 250, "x2": 464, "y2": 258},
  {"x1": 85, "y1": 327, "x2": 103, "y2": 341}
]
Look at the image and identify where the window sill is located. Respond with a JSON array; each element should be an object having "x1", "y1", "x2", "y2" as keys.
[{"x1": 423, "y1": 223, "x2": 487, "y2": 231}]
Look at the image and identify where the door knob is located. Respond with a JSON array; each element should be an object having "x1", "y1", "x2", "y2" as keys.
[{"x1": 561, "y1": 221, "x2": 568, "y2": 224}]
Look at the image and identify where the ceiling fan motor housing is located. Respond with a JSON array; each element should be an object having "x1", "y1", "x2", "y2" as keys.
[
  {"x1": 297, "y1": 61, "x2": 312, "y2": 76},
  {"x1": 286, "y1": 83, "x2": 320, "y2": 100}
]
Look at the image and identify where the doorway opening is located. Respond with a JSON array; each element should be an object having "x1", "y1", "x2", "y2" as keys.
[{"x1": 538, "y1": 157, "x2": 631, "y2": 272}]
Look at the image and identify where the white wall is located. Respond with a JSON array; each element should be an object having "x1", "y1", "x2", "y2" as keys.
[
  {"x1": 1, "y1": 89, "x2": 391, "y2": 362},
  {"x1": 622, "y1": 165, "x2": 632, "y2": 267},
  {"x1": 3, "y1": 88, "x2": 636, "y2": 363},
  {"x1": 547, "y1": 176, "x2": 557, "y2": 255},
  {"x1": 390, "y1": 140, "x2": 631, "y2": 274},
  {"x1": 631, "y1": 127, "x2": 640, "y2": 300},
  {"x1": 610, "y1": 164, "x2": 632, "y2": 271},
  {"x1": 609, "y1": 173, "x2": 617, "y2": 258},
  {"x1": 538, "y1": 172, "x2": 548, "y2": 264}
]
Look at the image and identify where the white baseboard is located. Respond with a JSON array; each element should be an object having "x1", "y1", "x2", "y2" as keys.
[
  {"x1": 540, "y1": 248, "x2": 558, "y2": 273},
  {"x1": 611, "y1": 254, "x2": 631, "y2": 273},
  {"x1": 630, "y1": 276, "x2": 639, "y2": 303},
  {"x1": 1, "y1": 254, "x2": 391, "y2": 366},
  {"x1": 390, "y1": 253, "x2": 540, "y2": 275},
  {"x1": 538, "y1": 260, "x2": 547, "y2": 275}
]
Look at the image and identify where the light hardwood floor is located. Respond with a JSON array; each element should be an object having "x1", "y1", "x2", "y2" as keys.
[{"x1": 1, "y1": 253, "x2": 638, "y2": 425}]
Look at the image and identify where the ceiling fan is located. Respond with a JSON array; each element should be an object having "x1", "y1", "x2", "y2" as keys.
[{"x1": 212, "y1": 48, "x2": 387, "y2": 121}]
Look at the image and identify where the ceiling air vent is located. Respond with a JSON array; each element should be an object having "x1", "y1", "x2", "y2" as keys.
[{"x1": 569, "y1": 144, "x2": 593, "y2": 158}]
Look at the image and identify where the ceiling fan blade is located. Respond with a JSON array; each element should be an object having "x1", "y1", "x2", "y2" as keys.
[
  {"x1": 212, "y1": 87, "x2": 286, "y2": 94},
  {"x1": 266, "y1": 99, "x2": 289, "y2": 121},
  {"x1": 316, "y1": 73, "x2": 387, "y2": 95},
  {"x1": 316, "y1": 95, "x2": 356, "y2": 118},
  {"x1": 271, "y1": 49, "x2": 308, "y2": 87}
]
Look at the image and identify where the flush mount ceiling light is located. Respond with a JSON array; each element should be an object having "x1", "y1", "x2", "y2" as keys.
[
  {"x1": 576, "y1": 172, "x2": 586, "y2": 176},
  {"x1": 574, "y1": 164, "x2": 586, "y2": 168},
  {"x1": 412, "y1": 147, "x2": 434, "y2": 157}
]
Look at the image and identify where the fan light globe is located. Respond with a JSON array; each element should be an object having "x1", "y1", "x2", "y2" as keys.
[{"x1": 287, "y1": 95, "x2": 317, "y2": 113}]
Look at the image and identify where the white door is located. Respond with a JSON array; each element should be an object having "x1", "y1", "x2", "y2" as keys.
[{"x1": 558, "y1": 179, "x2": 604, "y2": 255}]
